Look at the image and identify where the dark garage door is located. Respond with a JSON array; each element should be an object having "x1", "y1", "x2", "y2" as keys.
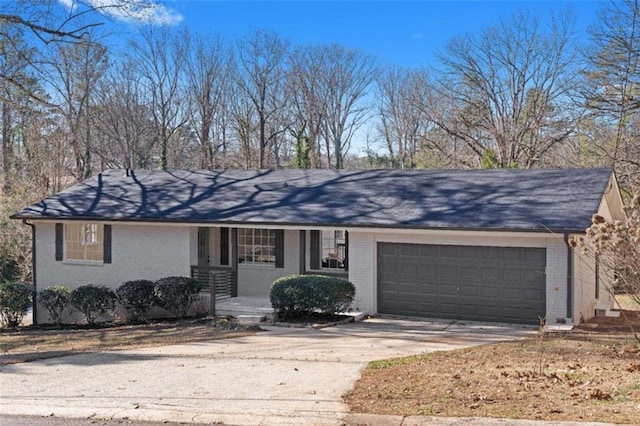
[{"x1": 377, "y1": 243, "x2": 546, "y2": 324}]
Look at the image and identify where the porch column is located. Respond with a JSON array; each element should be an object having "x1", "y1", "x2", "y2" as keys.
[{"x1": 231, "y1": 228, "x2": 238, "y2": 297}]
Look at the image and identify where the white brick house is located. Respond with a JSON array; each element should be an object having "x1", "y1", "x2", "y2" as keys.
[{"x1": 12, "y1": 168, "x2": 624, "y2": 325}]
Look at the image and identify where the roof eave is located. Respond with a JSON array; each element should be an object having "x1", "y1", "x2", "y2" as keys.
[{"x1": 11, "y1": 214, "x2": 589, "y2": 235}]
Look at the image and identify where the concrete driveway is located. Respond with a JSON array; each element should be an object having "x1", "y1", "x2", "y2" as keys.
[{"x1": 0, "y1": 318, "x2": 532, "y2": 425}]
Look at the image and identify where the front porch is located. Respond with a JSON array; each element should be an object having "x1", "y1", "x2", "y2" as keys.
[
  {"x1": 191, "y1": 265, "x2": 276, "y2": 320},
  {"x1": 190, "y1": 226, "x2": 350, "y2": 315}
]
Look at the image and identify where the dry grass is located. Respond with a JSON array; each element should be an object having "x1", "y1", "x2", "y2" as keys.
[
  {"x1": 615, "y1": 294, "x2": 640, "y2": 311},
  {"x1": 0, "y1": 320, "x2": 258, "y2": 365},
  {"x1": 345, "y1": 333, "x2": 640, "y2": 423}
]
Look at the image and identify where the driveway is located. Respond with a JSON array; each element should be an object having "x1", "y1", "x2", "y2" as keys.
[{"x1": 0, "y1": 318, "x2": 532, "y2": 425}]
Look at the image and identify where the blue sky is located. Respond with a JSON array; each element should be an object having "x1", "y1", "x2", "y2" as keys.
[
  {"x1": 118, "y1": 0, "x2": 604, "y2": 68},
  {"x1": 53, "y1": 0, "x2": 605, "y2": 154}
]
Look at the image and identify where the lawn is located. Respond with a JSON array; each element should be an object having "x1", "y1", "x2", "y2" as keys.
[
  {"x1": 345, "y1": 311, "x2": 640, "y2": 424},
  {"x1": 0, "y1": 319, "x2": 259, "y2": 366}
]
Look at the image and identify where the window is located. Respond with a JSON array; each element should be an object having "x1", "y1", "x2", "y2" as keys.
[
  {"x1": 238, "y1": 228, "x2": 276, "y2": 265},
  {"x1": 321, "y1": 229, "x2": 346, "y2": 270},
  {"x1": 65, "y1": 223, "x2": 103, "y2": 261}
]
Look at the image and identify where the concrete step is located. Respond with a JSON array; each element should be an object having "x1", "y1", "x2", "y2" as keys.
[{"x1": 236, "y1": 314, "x2": 266, "y2": 324}]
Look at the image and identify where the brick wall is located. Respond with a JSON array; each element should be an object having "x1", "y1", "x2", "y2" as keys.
[{"x1": 34, "y1": 221, "x2": 190, "y2": 323}]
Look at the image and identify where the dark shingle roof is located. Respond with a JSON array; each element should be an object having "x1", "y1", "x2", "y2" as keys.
[{"x1": 11, "y1": 168, "x2": 613, "y2": 232}]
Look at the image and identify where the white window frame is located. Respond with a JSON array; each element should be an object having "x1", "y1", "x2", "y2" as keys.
[
  {"x1": 238, "y1": 228, "x2": 276, "y2": 266},
  {"x1": 65, "y1": 223, "x2": 103, "y2": 263},
  {"x1": 321, "y1": 229, "x2": 346, "y2": 270}
]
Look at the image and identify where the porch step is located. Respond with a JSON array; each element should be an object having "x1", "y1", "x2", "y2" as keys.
[
  {"x1": 215, "y1": 297, "x2": 276, "y2": 321},
  {"x1": 237, "y1": 314, "x2": 266, "y2": 324}
]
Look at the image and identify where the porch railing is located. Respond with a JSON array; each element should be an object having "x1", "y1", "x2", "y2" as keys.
[{"x1": 191, "y1": 265, "x2": 236, "y2": 300}]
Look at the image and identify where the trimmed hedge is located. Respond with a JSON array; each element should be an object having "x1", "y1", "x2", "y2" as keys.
[
  {"x1": 154, "y1": 276, "x2": 203, "y2": 319},
  {"x1": 70, "y1": 284, "x2": 116, "y2": 325},
  {"x1": 116, "y1": 280, "x2": 156, "y2": 323},
  {"x1": 270, "y1": 274, "x2": 355, "y2": 318},
  {"x1": 39, "y1": 286, "x2": 73, "y2": 325},
  {"x1": 0, "y1": 281, "x2": 32, "y2": 327}
]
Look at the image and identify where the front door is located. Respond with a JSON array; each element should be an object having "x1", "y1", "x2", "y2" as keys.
[{"x1": 197, "y1": 227, "x2": 210, "y2": 267}]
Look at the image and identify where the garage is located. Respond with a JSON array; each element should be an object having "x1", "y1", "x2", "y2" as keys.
[{"x1": 377, "y1": 243, "x2": 546, "y2": 324}]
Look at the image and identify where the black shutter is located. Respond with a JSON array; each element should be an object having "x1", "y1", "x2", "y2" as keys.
[
  {"x1": 55, "y1": 223, "x2": 63, "y2": 261},
  {"x1": 299, "y1": 230, "x2": 306, "y2": 274},
  {"x1": 103, "y1": 225, "x2": 112, "y2": 264},
  {"x1": 275, "y1": 229, "x2": 285, "y2": 268},
  {"x1": 220, "y1": 227, "x2": 229, "y2": 265},
  {"x1": 344, "y1": 231, "x2": 349, "y2": 271},
  {"x1": 310, "y1": 230, "x2": 320, "y2": 270}
]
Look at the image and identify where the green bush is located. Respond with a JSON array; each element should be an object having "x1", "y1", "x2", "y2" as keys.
[
  {"x1": 116, "y1": 280, "x2": 156, "y2": 323},
  {"x1": 270, "y1": 274, "x2": 355, "y2": 318},
  {"x1": 70, "y1": 284, "x2": 116, "y2": 325},
  {"x1": 0, "y1": 258, "x2": 20, "y2": 282},
  {"x1": 154, "y1": 276, "x2": 203, "y2": 319},
  {"x1": 39, "y1": 286, "x2": 73, "y2": 325},
  {"x1": 0, "y1": 281, "x2": 32, "y2": 327}
]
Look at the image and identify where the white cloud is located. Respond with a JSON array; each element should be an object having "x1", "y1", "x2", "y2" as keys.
[{"x1": 58, "y1": 0, "x2": 183, "y2": 25}]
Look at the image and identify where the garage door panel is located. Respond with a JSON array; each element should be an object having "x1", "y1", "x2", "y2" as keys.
[
  {"x1": 482, "y1": 267, "x2": 501, "y2": 281},
  {"x1": 482, "y1": 247, "x2": 502, "y2": 259},
  {"x1": 502, "y1": 249, "x2": 522, "y2": 260},
  {"x1": 440, "y1": 246, "x2": 461, "y2": 258},
  {"x1": 502, "y1": 268, "x2": 522, "y2": 282},
  {"x1": 419, "y1": 283, "x2": 438, "y2": 295},
  {"x1": 523, "y1": 249, "x2": 547, "y2": 262},
  {"x1": 400, "y1": 244, "x2": 419, "y2": 256},
  {"x1": 460, "y1": 266, "x2": 479, "y2": 279},
  {"x1": 380, "y1": 244, "x2": 398, "y2": 256},
  {"x1": 419, "y1": 245, "x2": 439, "y2": 257},
  {"x1": 440, "y1": 265, "x2": 458, "y2": 280},
  {"x1": 378, "y1": 243, "x2": 546, "y2": 324},
  {"x1": 418, "y1": 264, "x2": 437, "y2": 278}
]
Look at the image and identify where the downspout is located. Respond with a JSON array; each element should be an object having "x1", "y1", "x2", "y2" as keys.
[
  {"x1": 563, "y1": 233, "x2": 573, "y2": 322},
  {"x1": 23, "y1": 220, "x2": 37, "y2": 325}
]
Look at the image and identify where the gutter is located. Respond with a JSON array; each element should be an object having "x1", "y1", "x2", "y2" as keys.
[
  {"x1": 8, "y1": 215, "x2": 586, "y2": 235},
  {"x1": 563, "y1": 233, "x2": 573, "y2": 321},
  {"x1": 23, "y1": 220, "x2": 37, "y2": 325}
]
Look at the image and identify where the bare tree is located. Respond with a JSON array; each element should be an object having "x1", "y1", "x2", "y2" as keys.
[
  {"x1": 376, "y1": 67, "x2": 429, "y2": 169},
  {"x1": 235, "y1": 29, "x2": 289, "y2": 169},
  {"x1": 0, "y1": 0, "x2": 178, "y2": 104},
  {"x1": 184, "y1": 31, "x2": 232, "y2": 169},
  {"x1": 93, "y1": 59, "x2": 157, "y2": 169},
  {"x1": 287, "y1": 45, "x2": 328, "y2": 168},
  {"x1": 582, "y1": 0, "x2": 640, "y2": 187},
  {"x1": 129, "y1": 27, "x2": 187, "y2": 170},
  {"x1": 47, "y1": 33, "x2": 108, "y2": 180},
  {"x1": 228, "y1": 78, "x2": 258, "y2": 169},
  {"x1": 0, "y1": 25, "x2": 40, "y2": 193},
  {"x1": 319, "y1": 44, "x2": 378, "y2": 169},
  {"x1": 418, "y1": 12, "x2": 580, "y2": 169}
]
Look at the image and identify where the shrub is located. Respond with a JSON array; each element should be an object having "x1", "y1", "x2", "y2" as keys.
[
  {"x1": 270, "y1": 274, "x2": 355, "y2": 318},
  {"x1": 153, "y1": 276, "x2": 203, "y2": 319},
  {"x1": 70, "y1": 284, "x2": 116, "y2": 325},
  {"x1": 0, "y1": 281, "x2": 33, "y2": 327},
  {"x1": 0, "y1": 258, "x2": 20, "y2": 282},
  {"x1": 39, "y1": 286, "x2": 73, "y2": 325},
  {"x1": 116, "y1": 280, "x2": 156, "y2": 323}
]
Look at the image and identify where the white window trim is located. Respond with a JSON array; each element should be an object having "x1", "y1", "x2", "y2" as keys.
[
  {"x1": 238, "y1": 228, "x2": 276, "y2": 266},
  {"x1": 64, "y1": 223, "x2": 104, "y2": 264}
]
